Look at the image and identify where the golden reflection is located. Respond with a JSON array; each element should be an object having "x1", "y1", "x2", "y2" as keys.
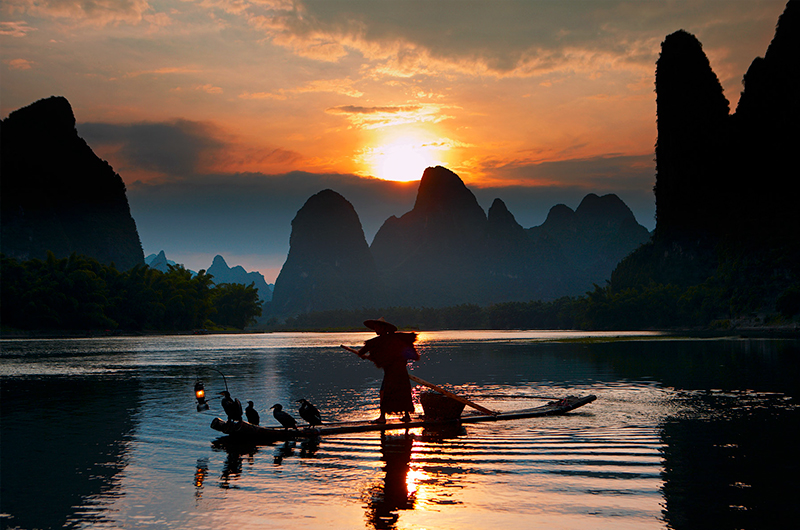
[
  {"x1": 361, "y1": 426, "x2": 470, "y2": 528},
  {"x1": 405, "y1": 467, "x2": 425, "y2": 497},
  {"x1": 363, "y1": 433, "x2": 416, "y2": 529},
  {"x1": 193, "y1": 458, "x2": 209, "y2": 500}
]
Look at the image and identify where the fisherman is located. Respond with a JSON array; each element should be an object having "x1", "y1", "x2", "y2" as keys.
[{"x1": 353, "y1": 318, "x2": 419, "y2": 424}]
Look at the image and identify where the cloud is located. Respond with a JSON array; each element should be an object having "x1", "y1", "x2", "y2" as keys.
[
  {"x1": 238, "y1": 0, "x2": 659, "y2": 78},
  {"x1": 326, "y1": 103, "x2": 452, "y2": 129},
  {"x1": 238, "y1": 91, "x2": 288, "y2": 100},
  {"x1": 0, "y1": 21, "x2": 37, "y2": 37},
  {"x1": 294, "y1": 78, "x2": 363, "y2": 97},
  {"x1": 478, "y1": 152, "x2": 654, "y2": 189},
  {"x1": 79, "y1": 119, "x2": 225, "y2": 177},
  {"x1": 4, "y1": 0, "x2": 151, "y2": 25},
  {"x1": 78, "y1": 118, "x2": 304, "y2": 177},
  {"x1": 6, "y1": 58, "x2": 34, "y2": 70},
  {"x1": 125, "y1": 66, "x2": 202, "y2": 78},
  {"x1": 194, "y1": 83, "x2": 223, "y2": 94},
  {"x1": 328, "y1": 105, "x2": 419, "y2": 115},
  {"x1": 235, "y1": 0, "x2": 782, "y2": 85},
  {"x1": 239, "y1": 77, "x2": 362, "y2": 100}
]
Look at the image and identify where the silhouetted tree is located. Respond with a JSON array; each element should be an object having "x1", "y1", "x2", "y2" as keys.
[{"x1": 212, "y1": 283, "x2": 263, "y2": 329}]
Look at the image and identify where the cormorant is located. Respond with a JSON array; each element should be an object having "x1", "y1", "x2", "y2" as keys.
[
  {"x1": 245, "y1": 401, "x2": 260, "y2": 425},
  {"x1": 219, "y1": 391, "x2": 243, "y2": 422},
  {"x1": 270, "y1": 404, "x2": 298, "y2": 430},
  {"x1": 296, "y1": 398, "x2": 322, "y2": 426}
]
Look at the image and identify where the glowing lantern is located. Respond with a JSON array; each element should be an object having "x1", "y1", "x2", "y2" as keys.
[{"x1": 195, "y1": 380, "x2": 209, "y2": 411}]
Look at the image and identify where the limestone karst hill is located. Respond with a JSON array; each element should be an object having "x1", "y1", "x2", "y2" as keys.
[
  {"x1": 613, "y1": 0, "x2": 799, "y2": 300},
  {"x1": 1, "y1": 96, "x2": 144, "y2": 270},
  {"x1": 271, "y1": 166, "x2": 651, "y2": 315},
  {"x1": 270, "y1": 189, "x2": 381, "y2": 315}
]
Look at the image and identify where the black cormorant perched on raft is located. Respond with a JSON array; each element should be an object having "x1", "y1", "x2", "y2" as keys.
[
  {"x1": 219, "y1": 391, "x2": 243, "y2": 422},
  {"x1": 245, "y1": 401, "x2": 260, "y2": 425},
  {"x1": 297, "y1": 398, "x2": 322, "y2": 426},
  {"x1": 270, "y1": 404, "x2": 298, "y2": 430}
]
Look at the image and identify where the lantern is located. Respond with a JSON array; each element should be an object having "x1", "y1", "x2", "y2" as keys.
[{"x1": 195, "y1": 380, "x2": 209, "y2": 411}]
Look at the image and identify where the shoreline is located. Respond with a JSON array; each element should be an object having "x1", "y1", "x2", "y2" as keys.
[{"x1": 2, "y1": 326, "x2": 798, "y2": 340}]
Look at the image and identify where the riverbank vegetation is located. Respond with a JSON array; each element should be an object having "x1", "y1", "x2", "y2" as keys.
[
  {"x1": 2, "y1": 247, "x2": 797, "y2": 334},
  {"x1": 273, "y1": 239, "x2": 800, "y2": 332},
  {"x1": 1, "y1": 253, "x2": 262, "y2": 332}
]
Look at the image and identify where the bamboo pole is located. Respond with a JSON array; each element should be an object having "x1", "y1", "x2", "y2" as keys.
[
  {"x1": 340, "y1": 344, "x2": 497, "y2": 416},
  {"x1": 477, "y1": 394, "x2": 564, "y2": 401}
]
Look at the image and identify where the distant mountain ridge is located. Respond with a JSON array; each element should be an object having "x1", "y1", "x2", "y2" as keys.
[
  {"x1": 271, "y1": 166, "x2": 650, "y2": 315},
  {"x1": 207, "y1": 255, "x2": 272, "y2": 303},
  {"x1": 1, "y1": 96, "x2": 144, "y2": 269},
  {"x1": 528, "y1": 193, "x2": 651, "y2": 287},
  {"x1": 145, "y1": 251, "x2": 273, "y2": 302},
  {"x1": 145, "y1": 251, "x2": 181, "y2": 272}
]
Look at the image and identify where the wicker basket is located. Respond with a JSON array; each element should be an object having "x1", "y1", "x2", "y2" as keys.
[{"x1": 419, "y1": 391, "x2": 465, "y2": 419}]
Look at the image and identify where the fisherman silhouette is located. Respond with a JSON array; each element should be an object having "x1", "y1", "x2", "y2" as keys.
[{"x1": 354, "y1": 318, "x2": 419, "y2": 424}]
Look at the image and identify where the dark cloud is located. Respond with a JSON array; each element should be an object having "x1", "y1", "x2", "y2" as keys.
[
  {"x1": 288, "y1": 0, "x2": 782, "y2": 76},
  {"x1": 79, "y1": 120, "x2": 225, "y2": 176},
  {"x1": 326, "y1": 105, "x2": 421, "y2": 114},
  {"x1": 493, "y1": 153, "x2": 655, "y2": 190}
]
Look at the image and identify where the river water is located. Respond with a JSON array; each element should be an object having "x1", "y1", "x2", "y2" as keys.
[{"x1": 1, "y1": 331, "x2": 798, "y2": 530}]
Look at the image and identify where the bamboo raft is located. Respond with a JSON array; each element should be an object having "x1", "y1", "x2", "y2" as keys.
[{"x1": 210, "y1": 394, "x2": 597, "y2": 442}]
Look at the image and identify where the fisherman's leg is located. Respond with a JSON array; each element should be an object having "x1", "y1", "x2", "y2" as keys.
[{"x1": 372, "y1": 385, "x2": 387, "y2": 423}]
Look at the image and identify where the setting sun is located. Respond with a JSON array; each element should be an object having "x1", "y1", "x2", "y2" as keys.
[{"x1": 361, "y1": 135, "x2": 445, "y2": 182}]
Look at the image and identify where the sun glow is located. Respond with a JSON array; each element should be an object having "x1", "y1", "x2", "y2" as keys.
[{"x1": 362, "y1": 133, "x2": 446, "y2": 182}]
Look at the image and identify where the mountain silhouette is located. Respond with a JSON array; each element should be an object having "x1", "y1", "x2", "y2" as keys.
[
  {"x1": 529, "y1": 193, "x2": 651, "y2": 294},
  {"x1": 733, "y1": 0, "x2": 799, "y2": 240},
  {"x1": 207, "y1": 254, "x2": 273, "y2": 302},
  {"x1": 145, "y1": 250, "x2": 178, "y2": 272},
  {"x1": 653, "y1": 30, "x2": 731, "y2": 241},
  {"x1": 1, "y1": 96, "x2": 144, "y2": 270},
  {"x1": 612, "y1": 0, "x2": 798, "y2": 303},
  {"x1": 654, "y1": 1, "x2": 798, "y2": 244},
  {"x1": 370, "y1": 166, "x2": 488, "y2": 306},
  {"x1": 270, "y1": 167, "x2": 650, "y2": 314},
  {"x1": 270, "y1": 189, "x2": 380, "y2": 315}
]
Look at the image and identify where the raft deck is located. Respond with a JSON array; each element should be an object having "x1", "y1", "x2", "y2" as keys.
[{"x1": 210, "y1": 394, "x2": 596, "y2": 442}]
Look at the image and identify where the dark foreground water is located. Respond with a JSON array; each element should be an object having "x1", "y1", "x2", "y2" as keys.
[{"x1": 1, "y1": 331, "x2": 798, "y2": 530}]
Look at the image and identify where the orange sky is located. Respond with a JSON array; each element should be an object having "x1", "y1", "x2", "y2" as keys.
[{"x1": 1, "y1": 1, "x2": 789, "y2": 279}]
